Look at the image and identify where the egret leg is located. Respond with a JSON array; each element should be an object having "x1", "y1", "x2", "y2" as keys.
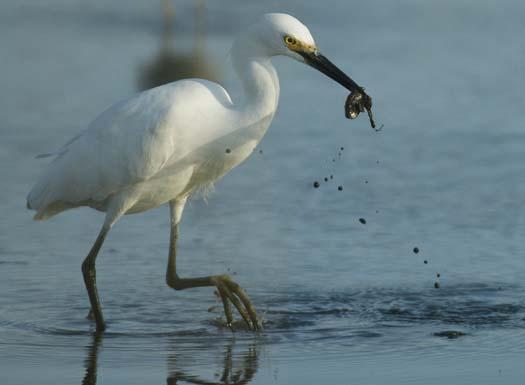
[
  {"x1": 166, "y1": 200, "x2": 259, "y2": 331},
  {"x1": 82, "y1": 225, "x2": 110, "y2": 332}
]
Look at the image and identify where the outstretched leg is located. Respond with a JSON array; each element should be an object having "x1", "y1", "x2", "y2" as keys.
[
  {"x1": 165, "y1": 199, "x2": 259, "y2": 330},
  {"x1": 82, "y1": 224, "x2": 110, "y2": 332}
]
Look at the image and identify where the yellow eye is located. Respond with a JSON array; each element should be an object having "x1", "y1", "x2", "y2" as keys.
[{"x1": 284, "y1": 36, "x2": 297, "y2": 46}]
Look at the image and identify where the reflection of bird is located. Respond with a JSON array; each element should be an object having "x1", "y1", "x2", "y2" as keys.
[
  {"x1": 138, "y1": 0, "x2": 220, "y2": 90},
  {"x1": 167, "y1": 343, "x2": 258, "y2": 385},
  {"x1": 80, "y1": 333, "x2": 257, "y2": 385},
  {"x1": 27, "y1": 13, "x2": 367, "y2": 332},
  {"x1": 81, "y1": 333, "x2": 102, "y2": 385}
]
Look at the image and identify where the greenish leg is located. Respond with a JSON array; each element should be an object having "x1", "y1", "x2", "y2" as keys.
[
  {"x1": 165, "y1": 200, "x2": 259, "y2": 331},
  {"x1": 81, "y1": 225, "x2": 109, "y2": 332}
]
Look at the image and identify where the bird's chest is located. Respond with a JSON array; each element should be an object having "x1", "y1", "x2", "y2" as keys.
[
  {"x1": 189, "y1": 113, "x2": 273, "y2": 188},
  {"x1": 193, "y1": 139, "x2": 258, "y2": 186}
]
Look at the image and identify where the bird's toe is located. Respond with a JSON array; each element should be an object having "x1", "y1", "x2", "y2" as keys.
[{"x1": 213, "y1": 275, "x2": 259, "y2": 331}]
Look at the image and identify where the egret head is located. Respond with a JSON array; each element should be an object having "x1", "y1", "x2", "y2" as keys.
[
  {"x1": 253, "y1": 14, "x2": 316, "y2": 60},
  {"x1": 254, "y1": 13, "x2": 363, "y2": 94}
]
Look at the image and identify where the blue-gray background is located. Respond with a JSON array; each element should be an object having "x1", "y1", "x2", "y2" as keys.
[{"x1": 1, "y1": 1, "x2": 524, "y2": 384}]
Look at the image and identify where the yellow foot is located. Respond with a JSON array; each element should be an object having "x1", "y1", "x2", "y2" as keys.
[{"x1": 212, "y1": 275, "x2": 259, "y2": 331}]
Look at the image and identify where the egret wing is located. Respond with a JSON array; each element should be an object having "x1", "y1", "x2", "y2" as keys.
[{"x1": 27, "y1": 79, "x2": 233, "y2": 216}]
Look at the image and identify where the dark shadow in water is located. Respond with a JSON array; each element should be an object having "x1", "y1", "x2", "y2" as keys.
[
  {"x1": 137, "y1": 0, "x2": 221, "y2": 91},
  {"x1": 80, "y1": 332, "x2": 258, "y2": 385},
  {"x1": 166, "y1": 341, "x2": 258, "y2": 385},
  {"x1": 82, "y1": 332, "x2": 102, "y2": 385}
]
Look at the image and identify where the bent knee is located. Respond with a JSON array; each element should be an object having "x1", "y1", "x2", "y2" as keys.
[{"x1": 166, "y1": 275, "x2": 184, "y2": 290}]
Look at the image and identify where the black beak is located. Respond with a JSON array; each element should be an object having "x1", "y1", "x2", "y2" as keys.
[
  {"x1": 300, "y1": 50, "x2": 379, "y2": 130},
  {"x1": 300, "y1": 51, "x2": 362, "y2": 93}
]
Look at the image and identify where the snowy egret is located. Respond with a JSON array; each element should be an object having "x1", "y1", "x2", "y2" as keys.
[{"x1": 27, "y1": 13, "x2": 371, "y2": 332}]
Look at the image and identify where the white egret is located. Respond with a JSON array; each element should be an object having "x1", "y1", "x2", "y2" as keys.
[{"x1": 27, "y1": 13, "x2": 371, "y2": 332}]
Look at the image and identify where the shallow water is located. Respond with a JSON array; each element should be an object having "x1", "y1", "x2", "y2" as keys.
[{"x1": 1, "y1": 1, "x2": 525, "y2": 384}]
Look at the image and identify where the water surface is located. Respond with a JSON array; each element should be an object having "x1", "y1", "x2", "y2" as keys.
[{"x1": 1, "y1": 1, "x2": 525, "y2": 384}]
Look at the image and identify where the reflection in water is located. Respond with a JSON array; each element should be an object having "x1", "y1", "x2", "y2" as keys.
[
  {"x1": 80, "y1": 333, "x2": 258, "y2": 385},
  {"x1": 138, "y1": 0, "x2": 221, "y2": 90},
  {"x1": 166, "y1": 342, "x2": 258, "y2": 385},
  {"x1": 81, "y1": 333, "x2": 102, "y2": 385}
]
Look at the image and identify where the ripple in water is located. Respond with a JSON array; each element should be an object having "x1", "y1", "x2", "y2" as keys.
[{"x1": 1, "y1": 281, "x2": 524, "y2": 358}]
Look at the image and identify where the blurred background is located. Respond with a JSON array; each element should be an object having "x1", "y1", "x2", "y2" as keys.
[{"x1": 1, "y1": 1, "x2": 525, "y2": 385}]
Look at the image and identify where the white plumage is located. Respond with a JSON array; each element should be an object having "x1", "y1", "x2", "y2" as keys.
[
  {"x1": 27, "y1": 13, "x2": 366, "y2": 332},
  {"x1": 28, "y1": 79, "x2": 255, "y2": 220},
  {"x1": 27, "y1": 14, "x2": 315, "y2": 225}
]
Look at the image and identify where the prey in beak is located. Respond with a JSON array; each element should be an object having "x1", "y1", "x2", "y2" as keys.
[
  {"x1": 301, "y1": 50, "x2": 379, "y2": 130},
  {"x1": 283, "y1": 35, "x2": 378, "y2": 130}
]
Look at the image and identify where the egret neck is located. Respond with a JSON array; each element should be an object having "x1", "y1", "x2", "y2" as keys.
[{"x1": 230, "y1": 33, "x2": 280, "y2": 126}]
